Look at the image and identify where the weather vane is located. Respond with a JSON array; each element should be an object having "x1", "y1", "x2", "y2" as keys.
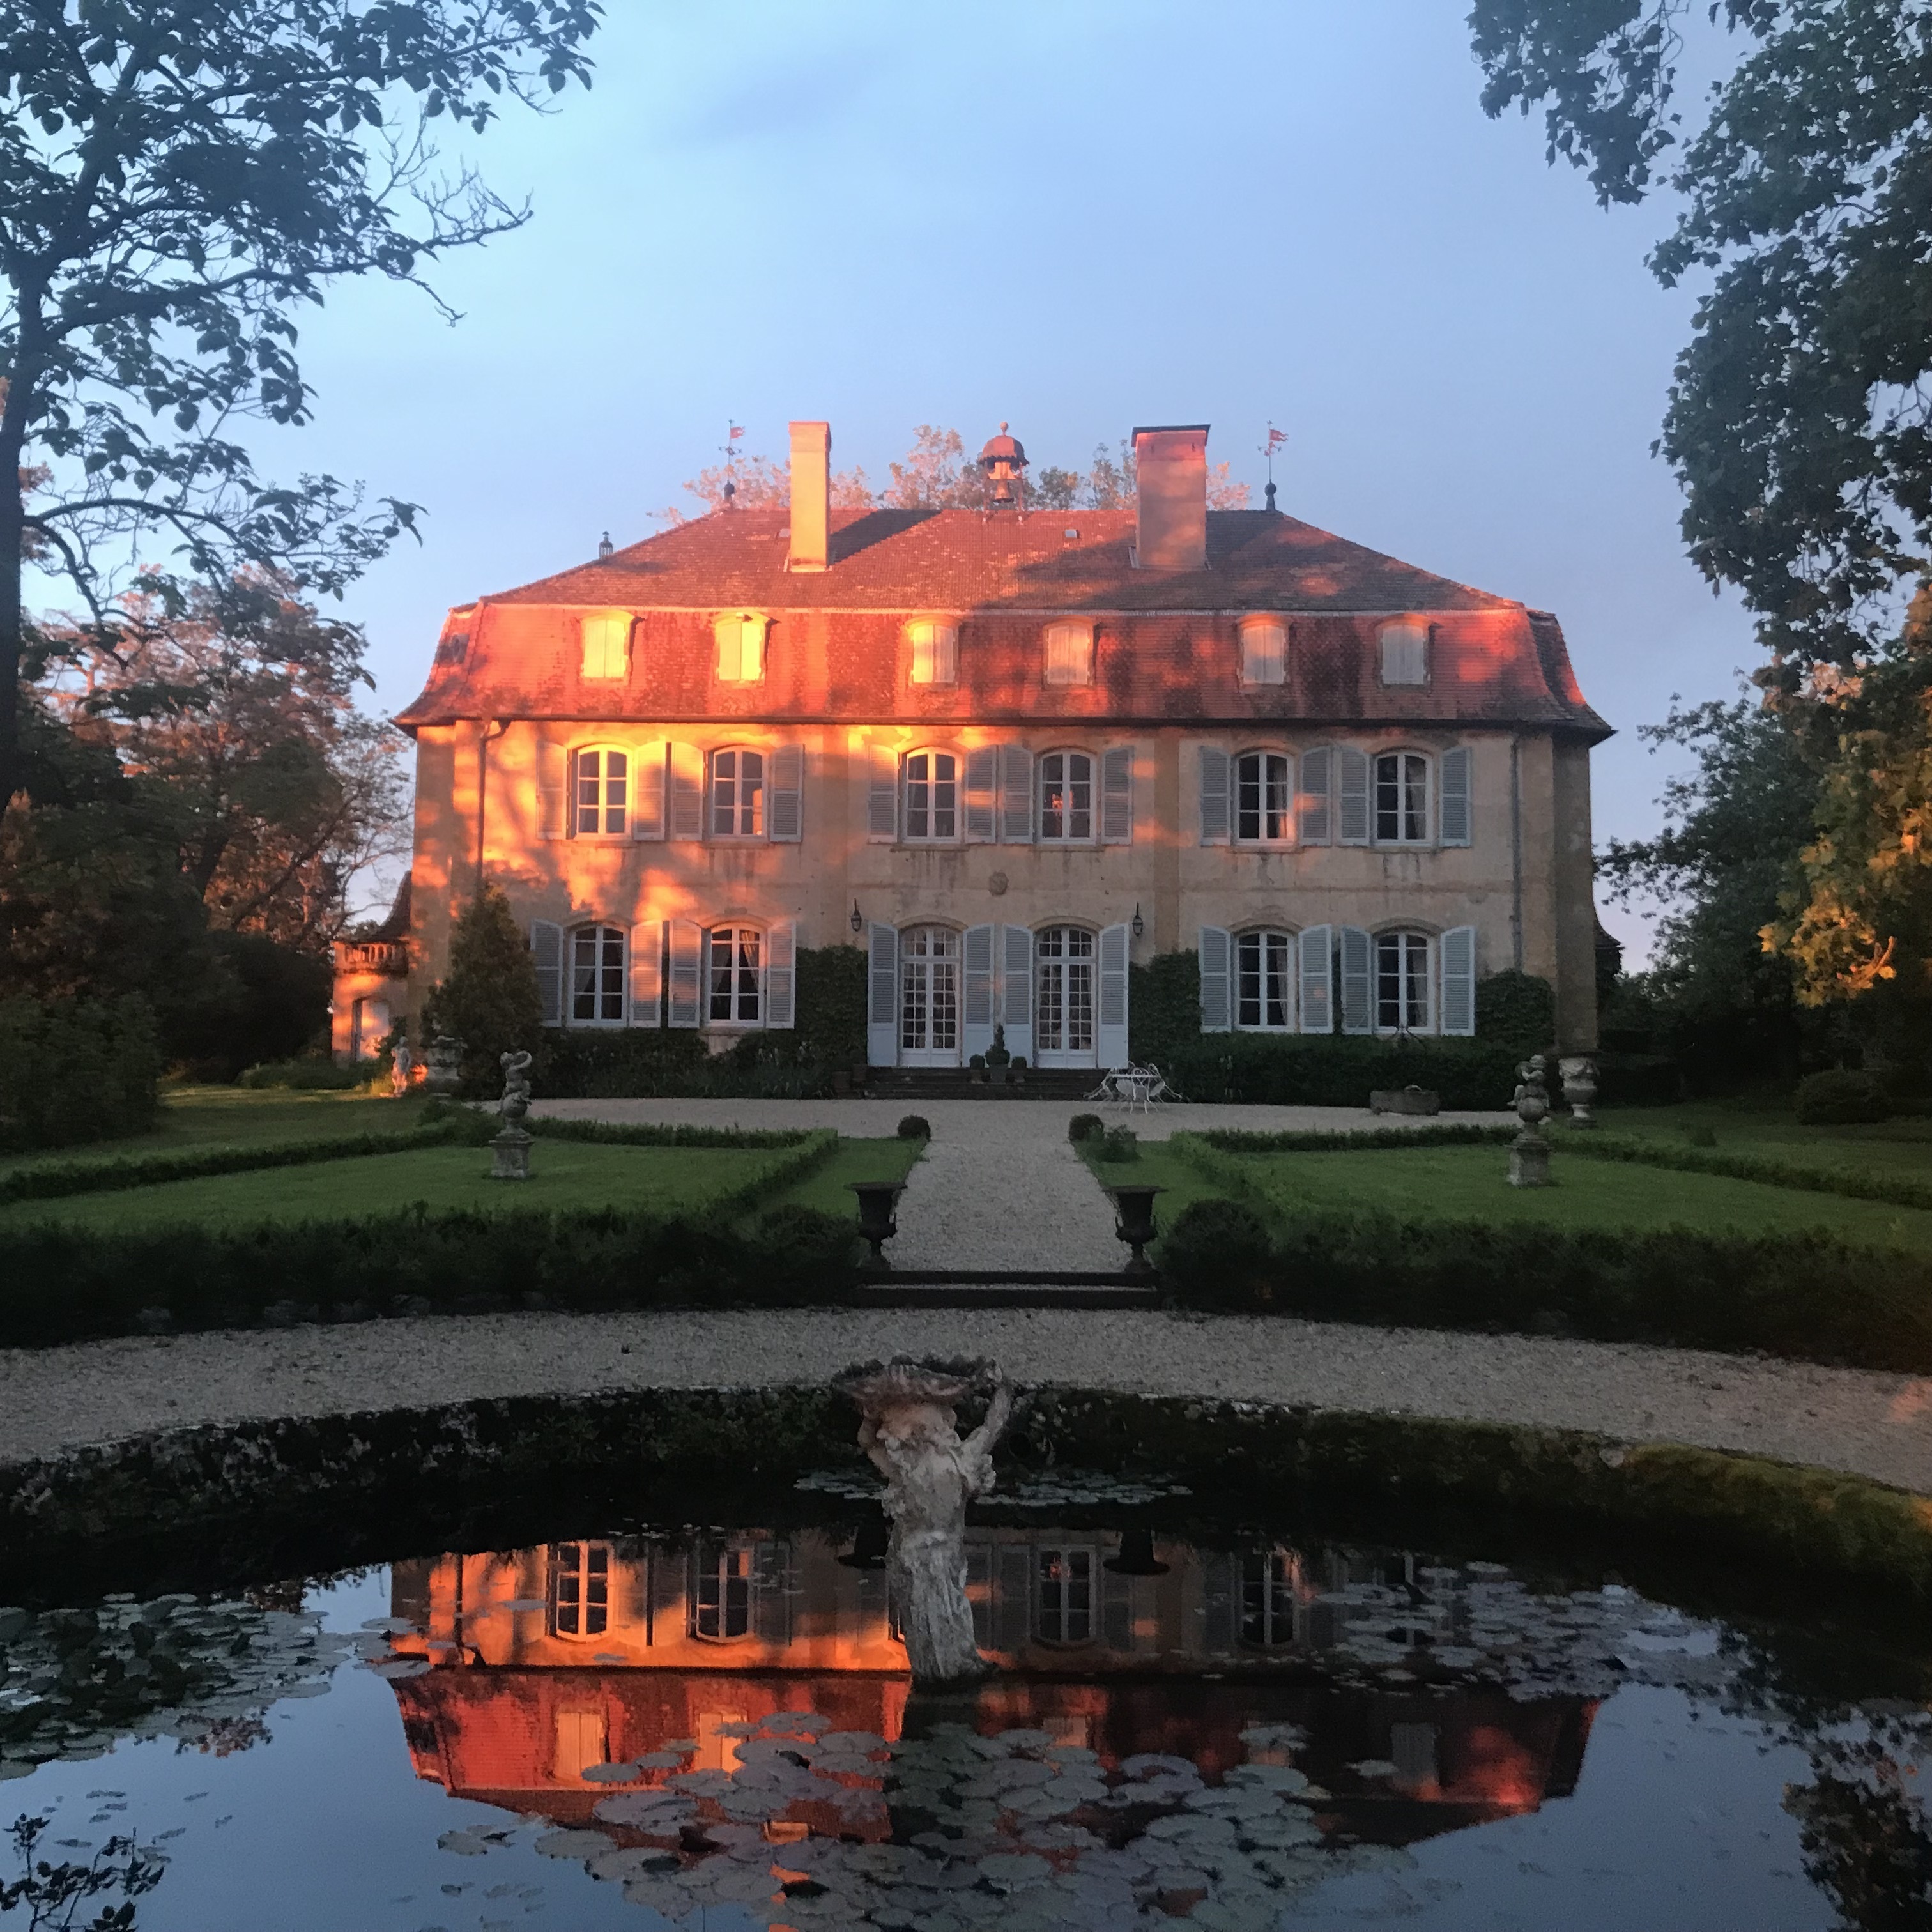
[
  {"x1": 722, "y1": 420, "x2": 744, "y2": 465},
  {"x1": 1259, "y1": 420, "x2": 1287, "y2": 511}
]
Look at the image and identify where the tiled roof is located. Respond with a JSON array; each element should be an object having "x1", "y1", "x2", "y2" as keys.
[{"x1": 394, "y1": 508, "x2": 1609, "y2": 739}]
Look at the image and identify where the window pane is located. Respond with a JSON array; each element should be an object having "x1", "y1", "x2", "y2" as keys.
[
  {"x1": 932, "y1": 753, "x2": 956, "y2": 839},
  {"x1": 1040, "y1": 753, "x2": 1065, "y2": 840},
  {"x1": 1402, "y1": 755, "x2": 1428, "y2": 842},
  {"x1": 906, "y1": 753, "x2": 930, "y2": 838},
  {"x1": 1068, "y1": 754, "x2": 1092, "y2": 840},
  {"x1": 1236, "y1": 753, "x2": 1261, "y2": 843},
  {"x1": 1265, "y1": 754, "x2": 1290, "y2": 841},
  {"x1": 1266, "y1": 931, "x2": 1290, "y2": 1028},
  {"x1": 1377, "y1": 933, "x2": 1402, "y2": 1030},
  {"x1": 1236, "y1": 930, "x2": 1261, "y2": 1027},
  {"x1": 1375, "y1": 753, "x2": 1400, "y2": 841}
]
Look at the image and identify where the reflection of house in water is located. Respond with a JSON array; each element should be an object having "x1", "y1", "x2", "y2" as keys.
[{"x1": 388, "y1": 1529, "x2": 1595, "y2": 1848}]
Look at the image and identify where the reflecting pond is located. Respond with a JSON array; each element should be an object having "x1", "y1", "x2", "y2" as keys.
[{"x1": 3, "y1": 1475, "x2": 1929, "y2": 1930}]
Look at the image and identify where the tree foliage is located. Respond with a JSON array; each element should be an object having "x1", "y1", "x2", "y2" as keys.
[
  {"x1": 1469, "y1": 1, "x2": 1932, "y2": 669},
  {"x1": 0, "y1": 0, "x2": 604, "y2": 805},
  {"x1": 421, "y1": 881, "x2": 540, "y2": 1091}
]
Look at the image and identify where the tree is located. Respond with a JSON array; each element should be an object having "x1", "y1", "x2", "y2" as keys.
[
  {"x1": 885, "y1": 425, "x2": 988, "y2": 510},
  {"x1": 1468, "y1": 1, "x2": 1932, "y2": 673},
  {"x1": 655, "y1": 450, "x2": 873, "y2": 525},
  {"x1": 0, "y1": 1, "x2": 604, "y2": 811},
  {"x1": 421, "y1": 881, "x2": 540, "y2": 1091},
  {"x1": 42, "y1": 572, "x2": 410, "y2": 947}
]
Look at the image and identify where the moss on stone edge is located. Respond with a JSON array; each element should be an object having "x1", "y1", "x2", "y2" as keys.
[{"x1": 3, "y1": 1385, "x2": 1927, "y2": 1604}]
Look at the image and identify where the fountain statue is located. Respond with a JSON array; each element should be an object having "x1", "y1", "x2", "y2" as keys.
[
  {"x1": 833, "y1": 1355, "x2": 1014, "y2": 1688},
  {"x1": 489, "y1": 1048, "x2": 534, "y2": 1181}
]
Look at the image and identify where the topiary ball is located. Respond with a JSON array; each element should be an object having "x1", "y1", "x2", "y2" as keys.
[
  {"x1": 1160, "y1": 1197, "x2": 1274, "y2": 1303},
  {"x1": 896, "y1": 1115, "x2": 931, "y2": 1140},
  {"x1": 1068, "y1": 1113, "x2": 1104, "y2": 1144}
]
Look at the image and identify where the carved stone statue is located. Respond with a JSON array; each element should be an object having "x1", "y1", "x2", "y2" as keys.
[
  {"x1": 489, "y1": 1048, "x2": 534, "y2": 1180},
  {"x1": 1509, "y1": 1053, "x2": 1552, "y2": 1188},
  {"x1": 834, "y1": 1356, "x2": 1014, "y2": 1688},
  {"x1": 390, "y1": 1036, "x2": 413, "y2": 1097},
  {"x1": 1560, "y1": 1054, "x2": 1599, "y2": 1128}
]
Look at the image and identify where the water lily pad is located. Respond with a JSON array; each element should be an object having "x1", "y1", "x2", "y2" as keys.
[
  {"x1": 579, "y1": 1761, "x2": 641, "y2": 1782},
  {"x1": 979, "y1": 1851, "x2": 1052, "y2": 1890},
  {"x1": 370, "y1": 1659, "x2": 431, "y2": 1679},
  {"x1": 1346, "y1": 1758, "x2": 1400, "y2": 1779},
  {"x1": 533, "y1": 1828, "x2": 610, "y2": 1859}
]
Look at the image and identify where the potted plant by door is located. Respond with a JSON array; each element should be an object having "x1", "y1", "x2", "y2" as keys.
[{"x1": 985, "y1": 1025, "x2": 1011, "y2": 1087}]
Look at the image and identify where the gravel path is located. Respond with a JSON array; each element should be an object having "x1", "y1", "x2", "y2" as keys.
[{"x1": 4, "y1": 1310, "x2": 1927, "y2": 1491}]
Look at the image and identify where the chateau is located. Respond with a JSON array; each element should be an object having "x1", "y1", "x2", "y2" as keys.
[{"x1": 335, "y1": 422, "x2": 1608, "y2": 1068}]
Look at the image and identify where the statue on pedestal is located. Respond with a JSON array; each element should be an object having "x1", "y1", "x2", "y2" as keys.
[
  {"x1": 489, "y1": 1048, "x2": 533, "y2": 1181},
  {"x1": 1509, "y1": 1053, "x2": 1553, "y2": 1188},
  {"x1": 834, "y1": 1356, "x2": 1014, "y2": 1688}
]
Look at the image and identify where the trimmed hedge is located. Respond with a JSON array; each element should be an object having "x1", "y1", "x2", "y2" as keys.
[
  {"x1": 1795, "y1": 1068, "x2": 1890, "y2": 1125},
  {"x1": 1561, "y1": 1128, "x2": 1932, "y2": 1212},
  {"x1": 1196, "y1": 1123, "x2": 1516, "y2": 1155},
  {"x1": 1163, "y1": 1034, "x2": 1520, "y2": 1108},
  {"x1": 1156, "y1": 1197, "x2": 1932, "y2": 1374},
  {"x1": 519, "y1": 1115, "x2": 816, "y2": 1152},
  {"x1": 0, "y1": 997, "x2": 162, "y2": 1153},
  {"x1": 1473, "y1": 969, "x2": 1555, "y2": 1054}
]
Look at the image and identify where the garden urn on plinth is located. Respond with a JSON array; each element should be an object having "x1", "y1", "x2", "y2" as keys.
[
  {"x1": 489, "y1": 1048, "x2": 533, "y2": 1181},
  {"x1": 848, "y1": 1180, "x2": 907, "y2": 1271},
  {"x1": 1560, "y1": 1054, "x2": 1599, "y2": 1128},
  {"x1": 1508, "y1": 1054, "x2": 1553, "y2": 1188},
  {"x1": 423, "y1": 1033, "x2": 463, "y2": 1098},
  {"x1": 832, "y1": 1355, "x2": 1013, "y2": 1688},
  {"x1": 1105, "y1": 1184, "x2": 1165, "y2": 1278}
]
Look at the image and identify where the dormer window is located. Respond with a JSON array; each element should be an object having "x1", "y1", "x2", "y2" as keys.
[
  {"x1": 1043, "y1": 620, "x2": 1094, "y2": 687},
  {"x1": 1238, "y1": 617, "x2": 1287, "y2": 687},
  {"x1": 714, "y1": 611, "x2": 766, "y2": 682},
  {"x1": 907, "y1": 618, "x2": 958, "y2": 686},
  {"x1": 1379, "y1": 619, "x2": 1429, "y2": 686},
  {"x1": 580, "y1": 611, "x2": 631, "y2": 680}
]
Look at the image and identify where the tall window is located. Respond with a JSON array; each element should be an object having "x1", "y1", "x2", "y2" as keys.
[
  {"x1": 549, "y1": 1541, "x2": 611, "y2": 1638},
  {"x1": 904, "y1": 751, "x2": 958, "y2": 840},
  {"x1": 1239, "y1": 1550, "x2": 1301, "y2": 1647},
  {"x1": 1039, "y1": 751, "x2": 1093, "y2": 841},
  {"x1": 1376, "y1": 931, "x2": 1431, "y2": 1033},
  {"x1": 1035, "y1": 928, "x2": 1095, "y2": 1059},
  {"x1": 1235, "y1": 751, "x2": 1292, "y2": 843},
  {"x1": 708, "y1": 925, "x2": 762, "y2": 1024},
  {"x1": 907, "y1": 619, "x2": 958, "y2": 686},
  {"x1": 711, "y1": 748, "x2": 764, "y2": 838},
  {"x1": 574, "y1": 748, "x2": 627, "y2": 836},
  {"x1": 1374, "y1": 751, "x2": 1430, "y2": 843},
  {"x1": 1236, "y1": 931, "x2": 1294, "y2": 1031},
  {"x1": 900, "y1": 927, "x2": 960, "y2": 1060},
  {"x1": 1036, "y1": 1547, "x2": 1094, "y2": 1643},
  {"x1": 1043, "y1": 621, "x2": 1093, "y2": 686},
  {"x1": 692, "y1": 1543, "x2": 754, "y2": 1641},
  {"x1": 571, "y1": 925, "x2": 625, "y2": 1023}
]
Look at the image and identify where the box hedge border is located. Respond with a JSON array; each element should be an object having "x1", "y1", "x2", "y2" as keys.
[{"x1": 1560, "y1": 1127, "x2": 1932, "y2": 1212}]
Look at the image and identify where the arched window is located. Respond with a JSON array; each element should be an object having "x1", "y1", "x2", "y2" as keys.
[
  {"x1": 710, "y1": 747, "x2": 765, "y2": 838},
  {"x1": 570, "y1": 924, "x2": 625, "y2": 1024},
  {"x1": 574, "y1": 747, "x2": 627, "y2": 836},
  {"x1": 1234, "y1": 749, "x2": 1292, "y2": 844},
  {"x1": 548, "y1": 1540, "x2": 612, "y2": 1638},
  {"x1": 691, "y1": 1542, "x2": 755, "y2": 1641},
  {"x1": 1038, "y1": 750, "x2": 1094, "y2": 841},
  {"x1": 903, "y1": 750, "x2": 958, "y2": 841},
  {"x1": 1374, "y1": 750, "x2": 1430, "y2": 844},
  {"x1": 713, "y1": 611, "x2": 766, "y2": 682},
  {"x1": 906, "y1": 618, "x2": 958, "y2": 686},
  {"x1": 1235, "y1": 930, "x2": 1295, "y2": 1031},
  {"x1": 708, "y1": 924, "x2": 762, "y2": 1024},
  {"x1": 1376, "y1": 930, "x2": 1433, "y2": 1034},
  {"x1": 1034, "y1": 1545, "x2": 1096, "y2": 1644}
]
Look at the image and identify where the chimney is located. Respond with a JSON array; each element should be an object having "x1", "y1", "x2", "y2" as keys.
[
  {"x1": 1131, "y1": 424, "x2": 1209, "y2": 570},
  {"x1": 788, "y1": 420, "x2": 831, "y2": 572}
]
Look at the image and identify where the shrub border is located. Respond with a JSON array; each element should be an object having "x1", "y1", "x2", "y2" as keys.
[
  {"x1": 1195, "y1": 1123, "x2": 1515, "y2": 1154},
  {"x1": 1560, "y1": 1127, "x2": 1932, "y2": 1211}
]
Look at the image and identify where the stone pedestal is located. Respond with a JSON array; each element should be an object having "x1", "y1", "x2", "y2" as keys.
[
  {"x1": 1508, "y1": 1128, "x2": 1552, "y2": 1188},
  {"x1": 489, "y1": 1126, "x2": 532, "y2": 1181}
]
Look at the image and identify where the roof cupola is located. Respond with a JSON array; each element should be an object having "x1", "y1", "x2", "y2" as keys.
[{"x1": 978, "y1": 423, "x2": 1028, "y2": 510}]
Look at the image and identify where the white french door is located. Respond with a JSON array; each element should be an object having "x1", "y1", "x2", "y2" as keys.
[
  {"x1": 899, "y1": 926, "x2": 962, "y2": 1066},
  {"x1": 1034, "y1": 926, "x2": 1097, "y2": 1068}
]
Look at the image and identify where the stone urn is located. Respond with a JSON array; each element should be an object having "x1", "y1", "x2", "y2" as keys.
[
  {"x1": 1106, "y1": 1184, "x2": 1165, "y2": 1278},
  {"x1": 423, "y1": 1033, "x2": 463, "y2": 1097},
  {"x1": 1560, "y1": 1054, "x2": 1599, "y2": 1128},
  {"x1": 848, "y1": 1180, "x2": 907, "y2": 1271},
  {"x1": 1508, "y1": 1054, "x2": 1552, "y2": 1188}
]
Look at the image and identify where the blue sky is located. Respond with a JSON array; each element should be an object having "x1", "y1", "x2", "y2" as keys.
[{"x1": 274, "y1": 0, "x2": 1756, "y2": 957}]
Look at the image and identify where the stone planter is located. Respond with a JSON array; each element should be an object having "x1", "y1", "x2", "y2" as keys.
[
  {"x1": 1105, "y1": 1184, "x2": 1166, "y2": 1279},
  {"x1": 1370, "y1": 1085, "x2": 1441, "y2": 1116},
  {"x1": 847, "y1": 1180, "x2": 907, "y2": 1271}
]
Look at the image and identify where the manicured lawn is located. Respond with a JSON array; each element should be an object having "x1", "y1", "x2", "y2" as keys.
[
  {"x1": 1188, "y1": 1138, "x2": 1932, "y2": 1252},
  {"x1": 0, "y1": 1139, "x2": 807, "y2": 1234},
  {"x1": 767, "y1": 1135, "x2": 925, "y2": 1218},
  {"x1": 0, "y1": 1085, "x2": 432, "y2": 1176},
  {"x1": 1575, "y1": 1100, "x2": 1932, "y2": 1182}
]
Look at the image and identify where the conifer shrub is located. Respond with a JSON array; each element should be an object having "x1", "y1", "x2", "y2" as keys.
[{"x1": 420, "y1": 885, "x2": 542, "y2": 1096}]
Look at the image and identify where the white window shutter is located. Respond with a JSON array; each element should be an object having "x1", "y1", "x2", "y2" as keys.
[
  {"x1": 530, "y1": 920, "x2": 564, "y2": 1025},
  {"x1": 667, "y1": 919, "x2": 702, "y2": 1027},
  {"x1": 1439, "y1": 745, "x2": 1472, "y2": 847},
  {"x1": 1000, "y1": 744, "x2": 1034, "y2": 842},
  {"x1": 962, "y1": 923, "x2": 995, "y2": 1060},
  {"x1": 769, "y1": 744, "x2": 804, "y2": 842},
  {"x1": 1441, "y1": 925, "x2": 1476, "y2": 1035},
  {"x1": 1337, "y1": 747, "x2": 1371, "y2": 845},
  {"x1": 1199, "y1": 744, "x2": 1230, "y2": 845},
  {"x1": 867, "y1": 923, "x2": 899, "y2": 1065},
  {"x1": 1198, "y1": 925, "x2": 1232, "y2": 1033},
  {"x1": 867, "y1": 744, "x2": 898, "y2": 843},
  {"x1": 1101, "y1": 746, "x2": 1134, "y2": 844},
  {"x1": 1098, "y1": 923, "x2": 1130, "y2": 1068},
  {"x1": 629, "y1": 919, "x2": 663, "y2": 1025},
  {"x1": 1339, "y1": 926, "x2": 1374, "y2": 1034},
  {"x1": 1000, "y1": 923, "x2": 1033, "y2": 1061},
  {"x1": 1298, "y1": 924, "x2": 1333, "y2": 1034},
  {"x1": 631, "y1": 742, "x2": 666, "y2": 841},
  {"x1": 668, "y1": 742, "x2": 705, "y2": 841},
  {"x1": 765, "y1": 919, "x2": 796, "y2": 1027},
  {"x1": 538, "y1": 741, "x2": 569, "y2": 841},
  {"x1": 963, "y1": 745, "x2": 998, "y2": 841},
  {"x1": 1297, "y1": 746, "x2": 1332, "y2": 845}
]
